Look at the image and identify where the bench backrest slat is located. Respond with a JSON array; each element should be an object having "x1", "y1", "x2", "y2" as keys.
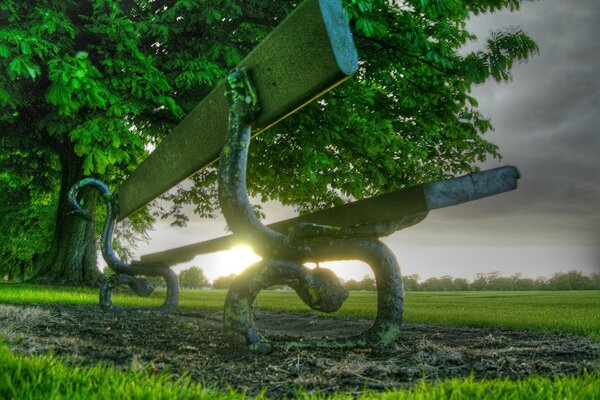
[{"x1": 116, "y1": 0, "x2": 358, "y2": 220}]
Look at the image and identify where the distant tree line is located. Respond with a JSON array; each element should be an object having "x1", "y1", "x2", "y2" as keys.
[
  {"x1": 11, "y1": 267, "x2": 596, "y2": 292},
  {"x1": 393, "y1": 270, "x2": 599, "y2": 291},
  {"x1": 334, "y1": 270, "x2": 600, "y2": 292},
  {"x1": 178, "y1": 267, "x2": 209, "y2": 289},
  {"x1": 344, "y1": 276, "x2": 377, "y2": 291},
  {"x1": 13, "y1": 265, "x2": 239, "y2": 290},
  {"x1": 100, "y1": 265, "x2": 210, "y2": 289}
]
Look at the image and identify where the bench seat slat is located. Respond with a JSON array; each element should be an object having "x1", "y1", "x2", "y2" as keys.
[
  {"x1": 140, "y1": 166, "x2": 519, "y2": 264},
  {"x1": 116, "y1": 0, "x2": 358, "y2": 220}
]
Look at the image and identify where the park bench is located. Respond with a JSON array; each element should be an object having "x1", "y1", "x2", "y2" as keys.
[{"x1": 69, "y1": 0, "x2": 520, "y2": 351}]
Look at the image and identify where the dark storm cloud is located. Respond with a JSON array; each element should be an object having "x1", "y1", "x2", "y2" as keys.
[{"x1": 424, "y1": 0, "x2": 600, "y2": 245}]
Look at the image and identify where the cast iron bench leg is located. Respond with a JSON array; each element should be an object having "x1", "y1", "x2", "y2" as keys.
[
  {"x1": 69, "y1": 179, "x2": 180, "y2": 313},
  {"x1": 224, "y1": 237, "x2": 404, "y2": 351},
  {"x1": 220, "y1": 69, "x2": 404, "y2": 351}
]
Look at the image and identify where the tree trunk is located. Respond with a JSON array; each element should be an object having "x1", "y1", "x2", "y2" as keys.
[
  {"x1": 31, "y1": 144, "x2": 101, "y2": 285},
  {"x1": 19, "y1": 261, "x2": 25, "y2": 282}
]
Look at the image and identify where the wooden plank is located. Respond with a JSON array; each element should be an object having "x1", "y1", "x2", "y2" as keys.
[
  {"x1": 116, "y1": 0, "x2": 358, "y2": 220},
  {"x1": 141, "y1": 166, "x2": 520, "y2": 264},
  {"x1": 424, "y1": 165, "x2": 520, "y2": 209}
]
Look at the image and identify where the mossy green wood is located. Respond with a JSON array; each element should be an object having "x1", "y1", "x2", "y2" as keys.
[
  {"x1": 141, "y1": 186, "x2": 427, "y2": 264},
  {"x1": 115, "y1": 0, "x2": 358, "y2": 220},
  {"x1": 141, "y1": 166, "x2": 519, "y2": 264}
]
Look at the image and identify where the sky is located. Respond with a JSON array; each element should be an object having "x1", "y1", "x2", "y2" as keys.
[{"x1": 130, "y1": 0, "x2": 600, "y2": 283}]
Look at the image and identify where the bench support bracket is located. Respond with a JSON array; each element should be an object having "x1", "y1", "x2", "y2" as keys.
[
  {"x1": 68, "y1": 179, "x2": 179, "y2": 313},
  {"x1": 219, "y1": 68, "x2": 411, "y2": 351}
]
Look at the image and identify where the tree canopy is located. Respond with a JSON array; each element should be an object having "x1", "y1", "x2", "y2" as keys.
[
  {"x1": 212, "y1": 273, "x2": 238, "y2": 290},
  {"x1": 162, "y1": 0, "x2": 538, "y2": 222},
  {"x1": 0, "y1": 0, "x2": 538, "y2": 283},
  {"x1": 179, "y1": 266, "x2": 209, "y2": 289}
]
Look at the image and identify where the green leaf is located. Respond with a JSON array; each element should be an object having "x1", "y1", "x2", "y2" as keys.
[
  {"x1": 8, "y1": 58, "x2": 23, "y2": 76},
  {"x1": 94, "y1": 150, "x2": 108, "y2": 174},
  {"x1": 107, "y1": 151, "x2": 117, "y2": 165},
  {"x1": 356, "y1": 18, "x2": 375, "y2": 37},
  {"x1": 82, "y1": 156, "x2": 93, "y2": 176},
  {"x1": 26, "y1": 66, "x2": 38, "y2": 80},
  {"x1": 0, "y1": 44, "x2": 9, "y2": 58},
  {"x1": 20, "y1": 42, "x2": 31, "y2": 55}
]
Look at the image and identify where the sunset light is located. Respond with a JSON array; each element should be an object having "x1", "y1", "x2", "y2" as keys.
[{"x1": 214, "y1": 245, "x2": 262, "y2": 277}]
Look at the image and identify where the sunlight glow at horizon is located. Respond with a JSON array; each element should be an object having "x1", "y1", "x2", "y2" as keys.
[
  {"x1": 211, "y1": 247, "x2": 375, "y2": 282},
  {"x1": 304, "y1": 261, "x2": 374, "y2": 282},
  {"x1": 214, "y1": 245, "x2": 262, "y2": 277}
]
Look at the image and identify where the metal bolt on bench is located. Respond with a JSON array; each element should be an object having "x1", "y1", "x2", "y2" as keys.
[{"x1": 68, "y1": 0, "x2": 520, "y2": 351}]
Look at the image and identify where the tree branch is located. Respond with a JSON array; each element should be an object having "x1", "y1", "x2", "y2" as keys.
[{"x1": 356, "y1": 33, "x2": 463, "y2": 78}]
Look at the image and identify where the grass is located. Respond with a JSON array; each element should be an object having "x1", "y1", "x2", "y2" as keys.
[
  {"x1": 337, "y1": 290, "x2": 600, "y2": 340},
  {"x1": 0, "y1": 340, "x2": 598, "y2": 400},
  {"x1": 1, "y1": 284, "x2": 598, "y2": 339},
  {"x1": 0, "y1": 283, "x2": 598, "y2": 399},
  {"x1": 0, "y1": 340, "x2": 234, "y2": 400},
  {"x1": 263, "y1": 290, "x2": 600, "y2": 339}
]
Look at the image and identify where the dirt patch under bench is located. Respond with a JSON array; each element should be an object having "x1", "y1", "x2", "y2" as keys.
[{"x1": 0, "y1": 303, "x2": 597, "y2": 397}]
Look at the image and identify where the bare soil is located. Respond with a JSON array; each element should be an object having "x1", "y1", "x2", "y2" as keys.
[{"x1": 0, "y1": 303, "x2": 598, "y2": 397}]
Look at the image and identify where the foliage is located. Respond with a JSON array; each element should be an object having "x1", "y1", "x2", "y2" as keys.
[
  {"x1": 212, "y1": 273, "x2": 238, "y2": 289},
  {"x1": 150, "y1": 0, "x2": 539, "y2": 220},
  {"x1": 0, "y1": 0, "x2": 180, "y2": 178},
  {"x1": 546, "y1": 270, "x2": 600, "y2": 291},
  {"x1": 178, "y1": 266, "x2": 209, "y2": 289},
  {"x1": 402, "y1": 274, "x2": 421, "y2": 291},
  {"x1": 344, "y1": 275, "x2": 376, "y2": 291},
  {"x1": 0, "y1": 0, "x2": 182, "y2": 282},
  {"x1": 0, "y1": 149, "x2": 58, "y2": 280},
  {"x1": 343, "y1": 271, "x2": 600, "y2": 292},
  {"x1": 0, "y1": 199, "x2": 56, "y2": 281}
]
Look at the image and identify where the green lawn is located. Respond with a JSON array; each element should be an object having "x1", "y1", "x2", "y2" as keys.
[
  {"x1": 1, "y1": 284, "x2": 598, "y2": 399},
  {"x1": 1, "y1": 284, "x2": 598, "y2": 339},
  {"x1": 260, "y1": 289, "x2": 600, "y2": 340},
  {"x1": 0, "y1": 339, "x2": 597, "y2": 400}
]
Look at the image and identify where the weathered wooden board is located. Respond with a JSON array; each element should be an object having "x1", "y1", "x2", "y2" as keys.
[
  {"x1": 116, "y1": 0, "x2": 358, "y2": 220},
  {"x1": 141, "y1": 166, "x2": 520, "y2": 264}
]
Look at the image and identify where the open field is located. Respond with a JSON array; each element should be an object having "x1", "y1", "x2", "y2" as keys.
[
  {"x1": 0, "y1": 284, "x2": 598, "y2": 398},
  {"x1": 1, "y1": 284, "x2": 598, "y2": 339}
]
